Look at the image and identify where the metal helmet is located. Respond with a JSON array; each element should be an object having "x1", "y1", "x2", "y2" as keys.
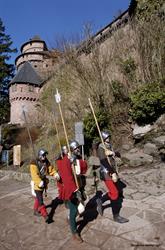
[
  {"x1": 101, "y1": 131, "x2": 111, "y2": 141},
  {"x1": 69, "y1": 140, "x2": 79, "y2": 151},
  {"x1": 38, "y1": 148, "x2": 48, "y2": 158}
]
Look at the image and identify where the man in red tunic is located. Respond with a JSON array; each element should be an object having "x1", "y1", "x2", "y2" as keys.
[{"x1": 56, "y1": 146, "x2": 83, "y2": 243}]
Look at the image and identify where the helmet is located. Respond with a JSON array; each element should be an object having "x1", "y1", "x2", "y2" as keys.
[
  {"x1": 69, "y1": 140, "x2": 79, "y2": 151},
  {"x1": 38, "y1": 149, "x2": 48, "y2": 158},
  {"x1": 101, "y1": 131, "x2": 111, "y2": 141}
]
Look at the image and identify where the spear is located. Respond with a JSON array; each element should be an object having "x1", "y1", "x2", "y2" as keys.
[
  {"x1": 88, "y1": 98, "x2": 118, "y2": 174},
  {"x1": 52, "y1": 109, "x2": 63, "y2": 158},
  {"x1": 22, "y1": 107, "x2": 48, "y2": 196},
  {"x1": 54, "y1": 89, "x2": 79, "y2": 189},
  {"x1": 22, "y1": 106, "x2": 36, "y2": 158}
]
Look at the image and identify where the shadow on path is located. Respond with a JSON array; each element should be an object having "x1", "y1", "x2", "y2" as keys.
[
  {"x1": 77, "y1": 190, "x2": 110, "y2": 234},
  {"x1": 46, "y1": 197, "x2": 63, "y2": 223},
  {"x1": 77, "y1": 180, "x2": 126, "y2": 233}
]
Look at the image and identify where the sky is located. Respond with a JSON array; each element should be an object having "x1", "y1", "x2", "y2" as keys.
[{"x1": 1, "y1": 0, "x2": 130, "y2": 65}]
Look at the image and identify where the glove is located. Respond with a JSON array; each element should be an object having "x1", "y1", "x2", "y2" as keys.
[
  {"x1": 54, "y1": 172, "x2": 60, "y2": 181},
  {"x1": 105, "y1": 149, "x2": 114, "y2": 157},
  {"x1": 68, "y1": 153, "x2": 76, "y2": 163},
  {"x1": 112, "y1": 173, "x2": 118, "y2": 183},
  {"x1": 38, "y1": 180, "x2": 44, "y2": 188}
]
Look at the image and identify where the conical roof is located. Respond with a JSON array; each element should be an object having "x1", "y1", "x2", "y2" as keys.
[{"x1": 9, "y1": 61, "x2": 43, "y2": 86}]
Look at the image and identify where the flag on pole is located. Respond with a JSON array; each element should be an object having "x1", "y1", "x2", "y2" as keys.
[{"x1": 55, "y1": 89, "x2": 61, "y2": 103}]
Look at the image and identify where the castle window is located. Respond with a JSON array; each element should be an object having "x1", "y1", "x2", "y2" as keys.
[
  {"x1": 29, "y1": 85, "x2": 34, "y2": 92},
  {"x1": 34, "y1": 65, "x2": 37, "y2": 68}
]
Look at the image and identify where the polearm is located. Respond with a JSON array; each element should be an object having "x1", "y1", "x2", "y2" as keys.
[
  {"x1": 88, "y1": 99, "x2": 105, "y2": 147},
  {"x1": 22, "y1": 107, "x2": 48, "y2": 196},
  {"x1": 22, "y1": 106, "x2": 36, "y2": 158},
  {"x1": 52, "y1": 109, "x2": 63, "y2": 158},
  {"x1": 88, "y1": 98, "x2": 118, "y2": 173},
  {"x1": 55, "y1": 89, "x2": 79, "y2": 189}
]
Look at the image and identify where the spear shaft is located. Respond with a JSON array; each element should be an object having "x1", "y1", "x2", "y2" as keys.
[{"x1": 55, "y1": 89, "x2": 79, "y2": 189}]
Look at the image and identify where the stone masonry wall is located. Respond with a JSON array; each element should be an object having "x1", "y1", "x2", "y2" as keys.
[{"x1": 9, "y1": 84, "x2": 40, "y2": 125}]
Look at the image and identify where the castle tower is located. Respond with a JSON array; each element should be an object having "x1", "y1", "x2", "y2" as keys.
[
  {"x1": 9, "y1": 61, "x2": 43, "y2": 125},
  {"x1": 9, "y1": 36, "x2": 61, "y2": 125},
  {"x1": 15, "y1": 35, "x2": 54, "y2": 80}
]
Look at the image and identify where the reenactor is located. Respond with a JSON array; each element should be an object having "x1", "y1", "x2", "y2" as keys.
[
  {"x1": 30, "y1": 148, "x2": 60, "y2": 223},
  {"x1": 96, "y1": 131, "x2": 129, "y2": 223}
]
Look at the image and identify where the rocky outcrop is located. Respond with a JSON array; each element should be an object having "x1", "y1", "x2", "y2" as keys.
[
  {"x1": 132, "y1": 124, "x2": 153, "y2": 140},
  {"x1": 121, "y1": 114, "x2": 165, "y2": 167},
  {"x1": 122, "y1": 151, "x2": 153, "y2": 167}
]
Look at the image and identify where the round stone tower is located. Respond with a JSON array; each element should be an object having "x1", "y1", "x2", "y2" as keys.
[
  {"x1": 15, "y1": 36, "x2": 54, "y2": 80},
  {"x1": 9, "y1": 61, "x2": 43, "y2": 125},
  {"x1": 9, "y1": 36, "x2": 61, "y2": 125}
]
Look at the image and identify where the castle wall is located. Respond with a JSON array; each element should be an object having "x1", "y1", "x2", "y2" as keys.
[
  {"x1": 30, "y1": 59, "x2": 54, "y2": 79},
  {"x1": 9, "y1": 84, "x2": 40, "y2": 125},
  {"x1": 78, "y1": 13, "x2": 140, "y2": 88},
  {"x1": 16, "y1": 54, "x2": 43, "y2": 69},
  {"x1": 10, "y1": 99, "x2": 40, "y2": 125},
  {"x1": 79, "y1": 23, "x2": 132, "y2": 81},
  {"x1": 16, "y1": 55, "x2": 54, "y2": 79}
]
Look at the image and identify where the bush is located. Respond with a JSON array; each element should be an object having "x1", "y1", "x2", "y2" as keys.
[
  {"x1": 129, "y1": 82, "x2": 165, "y2": 125},
  {"x1": 121, "y1": 57, "x2": 136, "y2": 76},
  {"x1": 83, "y1": 108, "x2": 111, "y2": 154},
  {"x1": 111, "y1": 80, "x2": 129, "y2": 102}
]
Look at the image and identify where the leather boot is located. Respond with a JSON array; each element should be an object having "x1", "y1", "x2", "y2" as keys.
[
  {"x1": 113, "y1": 214, "x2": 129, "y2": 223},
  {"x1": 72, "y1": 233, "x2": 83, "y2": 243},
  {"x1": 44, "y1": 215, "x2": 50, "y2": 223}
]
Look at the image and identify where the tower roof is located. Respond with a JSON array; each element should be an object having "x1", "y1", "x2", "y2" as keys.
[{"x1": 9, "y1": 61, "x2": 43, "y2": 86}]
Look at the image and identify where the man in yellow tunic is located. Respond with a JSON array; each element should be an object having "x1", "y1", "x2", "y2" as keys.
[{"x1": 30, "y1": 148, "x2": 59, "y2": 223}]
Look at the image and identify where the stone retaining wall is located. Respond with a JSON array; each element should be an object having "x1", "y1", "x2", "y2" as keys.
[{"x1": 0, "y1": 169, "x2": 55, "y2": 186}]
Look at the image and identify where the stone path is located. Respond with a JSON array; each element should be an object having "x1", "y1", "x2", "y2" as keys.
[
  {"x1": 0, "y1": 163, "x2": 165, "y2": 250},
  {"x1": 120, "y1": 162, "x2": 165, "y2": 200}
]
